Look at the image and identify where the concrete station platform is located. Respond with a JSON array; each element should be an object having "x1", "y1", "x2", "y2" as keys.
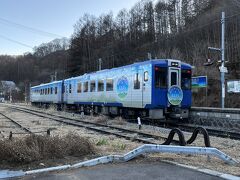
[{"x1": 17, "y1": 161, "x2": 222, "y2": 180}]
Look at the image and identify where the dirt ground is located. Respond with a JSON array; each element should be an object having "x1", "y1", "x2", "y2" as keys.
[{"x1": 0, "y1": 103, "x2": 240, "y2": 176}]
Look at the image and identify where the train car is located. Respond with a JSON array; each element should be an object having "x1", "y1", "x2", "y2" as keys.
[
  {"x1": 30, "y1": 59, "x2": 192, "y2": 120},
  {"x1": 30, "y1": 80, "x2": 63, "y2": 106}
]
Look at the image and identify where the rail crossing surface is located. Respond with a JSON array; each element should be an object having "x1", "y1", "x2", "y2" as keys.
[{"x1": 16, "y1": 161, "x2": 223, "y2": 180}]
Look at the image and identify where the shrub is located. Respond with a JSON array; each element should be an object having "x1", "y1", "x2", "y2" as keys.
[{"x1": 0, "y1": 133, "x2": 95, "y2": 164}]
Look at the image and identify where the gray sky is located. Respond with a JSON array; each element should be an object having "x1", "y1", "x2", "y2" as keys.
[{"x1": 0, "y1": 0, "x2": 139, "y2": 55}]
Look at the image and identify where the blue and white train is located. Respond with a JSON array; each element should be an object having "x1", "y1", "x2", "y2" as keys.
[{"x1": 30, "y1": 59, "x2": 192, "y2": 120}]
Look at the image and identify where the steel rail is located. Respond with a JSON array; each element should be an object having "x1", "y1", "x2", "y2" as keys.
[
  {"x1": 137, "y1": 116, "x2": 240, "y2": 140},
  {"x1": 177, "y1": 124, "x2": 240, "y2": 140},
  {"x1": 0, "y1": 112, "x2": 32, "y2": 134},
  {"x1": 9, "y1": 106, "x2": 181, "y2": 145}
]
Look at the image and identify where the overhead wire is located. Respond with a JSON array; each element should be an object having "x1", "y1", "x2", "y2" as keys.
[
  {"x1": 0, "y1": 17, "x2": 63, "y2": 38},
  {"x1": 0, "y1": 17, "x2": 66, "y2": 49},
  {"x1": 0, "y1": 6, "x2": 240, "y2": 51},
  {"x1": 0, "y1": 17, "x2": 88, "y2": 49},
  {"x1": 0, "y1": 34, "x2": 33, "y2": 49}
]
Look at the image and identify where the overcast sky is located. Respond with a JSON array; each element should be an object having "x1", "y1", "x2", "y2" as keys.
[{"x1": 0, "y1": 0, "x2": 139, "y2": 55}]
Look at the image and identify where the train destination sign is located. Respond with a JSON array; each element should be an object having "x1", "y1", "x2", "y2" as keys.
[
  {"x1": 227, "y1": 80, "x2": 240, "y2": 93},
  {"x1": 192, "y1": 76, "x2": 208, "y2": 88}
]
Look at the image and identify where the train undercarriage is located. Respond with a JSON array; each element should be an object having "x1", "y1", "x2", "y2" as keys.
[{"x1": 31, "y1": 102, "x2": 189, "y2": 122}]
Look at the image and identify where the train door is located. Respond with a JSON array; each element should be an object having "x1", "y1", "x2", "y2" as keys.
[
  {"x1": 168, "y1": 68, "x2": 180, "y2": 87},
  {"x1": 168, "y1": 60, "x2": 181, "y2": 87},
  {"x1": 61, "y1": 80, "x2": 64, "y2": 104},
  {"x1": 167, "y1": 61, "x2": 183, "y2": 108},
  {"x1": 142, "y1": 70, "x2": 149, "y2": 108},
  {"x1": 131, "y1": 69, "x2": 143, "y2": 108}
]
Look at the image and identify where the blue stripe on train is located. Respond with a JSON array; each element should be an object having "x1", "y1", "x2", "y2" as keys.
[{"x1": 73, "y1": 102, "x2": 123, "y2": 107}]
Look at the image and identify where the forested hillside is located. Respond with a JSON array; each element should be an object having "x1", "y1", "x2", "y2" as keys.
[
  {"x1": 0, "y1": 38, "x2": 69, "y2": 91},
  {"x1": 69, "y1": 0, "x2": 240, "y2": 108},
  {"x1": 0, "y1": 0, "x2": 240, "y2": 107}
]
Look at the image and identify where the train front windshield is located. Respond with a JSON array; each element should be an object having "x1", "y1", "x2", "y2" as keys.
[
  {"x1": 155, "y1": 67, "x2": 167, "y2": 88},
  {"x1": 181, "y1": 70, "x2": 191, "y2": 90}
]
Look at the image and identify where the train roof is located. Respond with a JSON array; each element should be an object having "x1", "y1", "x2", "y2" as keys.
[
  {"x1": 31, "y1": 59, "x2": 192, "y2": 88},
  {"x1": 65, "y1": 59, "x2": 192, "y2": 81},
  {"x1": 31, "y1": 80, "x2": 62, "y2": 89}
]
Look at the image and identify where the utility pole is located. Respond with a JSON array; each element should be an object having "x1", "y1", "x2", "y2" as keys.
[
  {"x1": 98, "y1": 58, "x2": 102, "y2": 71},
  {"x1": 28, "y1": 83, "x2": 31, "y2": 104},
  {"x1": 9, "y1": 88, "x2": 12, "y2": 103},
  {"x1": 207, "y1": 12, "x2": 227, "y2": 108},
  {"x1": 50, "y1": 75, "x2": 54, "y2": 82},
  {"x1": 147, "y1": 53, "x2": 152, "y2": 60},
  {"x1": 220, "y1": 12, "x2": 226, "y2": 109},
  {"x1": 54, "y1": 71, "x2": 57, "y2": 81}
]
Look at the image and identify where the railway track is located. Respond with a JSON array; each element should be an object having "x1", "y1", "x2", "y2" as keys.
[
  {"x1": 176, "y1": 123, "x2": 240, "y2": 140},
  {"x1": 0, "y1": 112, "x2": 32, "y2": 133},
  {"x1": 5, "y1": 105, "x2": 181, "y2": 145},
  {"x1": 139, "y1": 117, "x2": 240, "y2": 140},
  {"x1": 4, "y1": 104, "x2": 240, "y2": 142},
  {"x1": 0, "y1": 112, "x2": 33, "y2": 138}
]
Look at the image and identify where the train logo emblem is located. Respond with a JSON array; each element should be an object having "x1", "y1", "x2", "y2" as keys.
[
  {"x1": 117, "y1": 76, "x2": 129, "y2": 99},
  {"x1": 167, "y1": 85, "x2": 183, "y2": 106}
]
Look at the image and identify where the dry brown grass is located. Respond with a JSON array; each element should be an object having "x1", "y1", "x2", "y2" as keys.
[
  {"x1": 93, "y1": 115, "x2": 108, "y2": 124},
  {"x1": 0, "y1": 133, "x2": 95, "y2": 164},
  {"x1": 108, "y1": 116, "x2": 127, "y2": 125}
]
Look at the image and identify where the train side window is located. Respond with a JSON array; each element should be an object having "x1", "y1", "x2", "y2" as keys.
[
  {"x1": 106, "y1": 79, "x2": 113, "y2": 91},
  {"x1": 50, "y1": 87, "x2": 53, "y2": 94},
  {"x1": 155, "y1": 67, "x2": 167, "y2": 88},
  {"x1": 77, "y1": 83, "x2": 82, "y2": 93},
  {"x1": 69, "y1": 84, "x2": 72, "y2": 93},
  {"x1": 90, "y1": 80, "x2": 96, "y2": 92},
  {"x1": 144, "y1": 71, "x2": 148, "y2": 81},
  {"x1": 83, "y1": 82, "x2": 89, "y2": 92},
  {"x1": 98, "y1": 80, "x2": 104, "y2": 92},
  {"x1": 45, "y1": 88, "x2": 47, "y2": 95},
  {"x1": 134, "y1": 73, "x2": 140, "y2": 89},
  {"x1": 55, "y1": 87, "x2": 58, "y2": 94}
]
